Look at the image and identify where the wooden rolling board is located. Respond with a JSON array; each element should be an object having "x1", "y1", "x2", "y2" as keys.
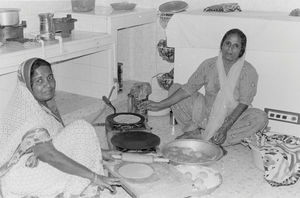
[{"x1": 104, "y1": 161, "x2": 193, "y2": 198}]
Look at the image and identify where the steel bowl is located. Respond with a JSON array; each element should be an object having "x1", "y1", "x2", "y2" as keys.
[
  {"x1": 110, "y1": 2, "x2": 136, "y2": 11},
  {"x1": 161, "y1": 139, "x2": 224, "y2": 165}
]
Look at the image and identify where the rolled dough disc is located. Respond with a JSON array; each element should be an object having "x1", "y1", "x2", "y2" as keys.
[
  {"x1": 118, "y1": 163, "x2": 154, "y2": 179},
  {"x1": 113, "y1": 114, "x2": 141, "y2": 123}
]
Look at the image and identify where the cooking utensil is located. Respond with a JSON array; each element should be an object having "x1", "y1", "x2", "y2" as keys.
[
  {"x1": 161, "y1": 139, "x2": 224, "y2": 165},
  {"x1": 159, "y1": 1, "x2": 188, "y2": 13},
  {"x1": 112, "y1": 153, "x2": 169, "y2": 163},
  {"x1": 111, "y1": 131, "x2": 160, "y2": 151},
  {"x1": 38, "y1": 13, "x2": 55, "y2": 41},
  {"x1": 0, "y1": 21, "x2": 26, "y2": 42},
  {"x1": 0, "y1": 8, "x2": 20, "y2": 26},
  {"x1": 102, "y1": 95, "x2": 116, "y2": 114},
  {"x1": 53, "y1": 14, "x2": 77, "y2": 38},
  {"x1": 91, "y1": 85, "x2": 116, "y2": 125}
]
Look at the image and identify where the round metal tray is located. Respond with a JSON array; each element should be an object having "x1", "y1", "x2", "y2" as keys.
[{"x1": 161, "y1": 139, "x2": 224, "y2": 165}]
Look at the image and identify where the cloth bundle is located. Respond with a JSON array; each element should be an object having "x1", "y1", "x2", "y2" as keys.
[
  {"x1": 245, "y1": 132, "x2": 300, "y2": 187},
  {"x1": 289, "y1": 8, "x2": 300, "y2": 16},
  {"x1": 128, "y1": 82, "x2": 152, "y2": 119},
  {"x1": 203, "y1": 3, "x2": 241, "y2": 13}
]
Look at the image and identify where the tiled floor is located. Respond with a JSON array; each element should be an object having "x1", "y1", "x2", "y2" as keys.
[{"x1": 56, "y1": 82, "x2": 300, "y2": 198}]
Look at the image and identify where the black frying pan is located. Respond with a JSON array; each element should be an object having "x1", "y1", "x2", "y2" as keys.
[{"x1": 111, "y1": 131, "x2": 160, "y2": 151}]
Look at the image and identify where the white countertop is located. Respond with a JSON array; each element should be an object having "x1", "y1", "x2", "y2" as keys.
[{"x1": 0, "y1": 31, "x2": 113, "y2": 75}]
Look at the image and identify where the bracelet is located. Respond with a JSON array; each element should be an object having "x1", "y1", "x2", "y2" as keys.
[{"x1": 92, "y1": 172, "x2": 98, "y2": 184}]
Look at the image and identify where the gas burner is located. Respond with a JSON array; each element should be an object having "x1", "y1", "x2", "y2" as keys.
[
  {"x1": 115, "y1": 146, "x2": 157, "y2": 154},
  {"x1": 0, "y1": 21, "x2": 27, "y2": 42},
  {"x1": 6, "y1": 38, "x2": 36, "y2": 43}
]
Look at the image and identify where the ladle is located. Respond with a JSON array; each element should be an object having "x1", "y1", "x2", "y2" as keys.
[{"x1": 102, "y1": 95, "x2": 116, "y2": 114}]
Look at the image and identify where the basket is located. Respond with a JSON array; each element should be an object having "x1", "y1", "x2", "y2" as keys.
[
  {"x1": 159, "y1": 12, "x2": 174, "y2": 29},
  {"x1": 157, "y1": 39, "x2": 175, "y2": 63},
  {"x1": 71, "y1": 0, "x2": 95, "y2": 12}
]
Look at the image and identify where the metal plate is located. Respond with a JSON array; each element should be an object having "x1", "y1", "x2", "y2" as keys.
[
  {"x1": 161, "y1": 139, "x2": 224, "y2": 165},
  {"x1": 159, "y1": 1, "x2": 188, "y2": 13},
  {"x1": 111, "y1": 131, "x2": 160, "y2": 150},
  {"x1": 175, "y1": 165, "x2": 222, "y2": 195}
]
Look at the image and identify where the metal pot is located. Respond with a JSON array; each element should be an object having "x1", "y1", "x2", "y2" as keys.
[
  {"x1": 0, "y1": 8, "x2": 20, "y2": 26},
  {"x1": 38, "y1": 13, "x2": 55, "y2": 41},
  {"x1": 161, "y1": 139, "x2": 224, "y2": 165}
]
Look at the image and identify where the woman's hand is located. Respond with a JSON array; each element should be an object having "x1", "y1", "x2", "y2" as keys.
[
  {"x1": 144, "y1": 100, "x2": 164, "y2": 111},
  {"x1": 94, "y1": 174, "x2": 121, "y2": 194},
  {"x1": 101, "y1": 149, "x2": 121, "y2": 161},
  {"x1": 210, "y1": 128, "x2": 227, "y2": 145}
]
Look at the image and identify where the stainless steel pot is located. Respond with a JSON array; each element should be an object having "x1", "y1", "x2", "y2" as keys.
[
  {"x1": 161, "y1": 139, "x2": 224, "y2": 165},
  {"x1": 38, "y1": 13, "x2": 55, "y2": 41},
  {"x1": 0, "y1": 8, "x2": 20, "y2": 26}
]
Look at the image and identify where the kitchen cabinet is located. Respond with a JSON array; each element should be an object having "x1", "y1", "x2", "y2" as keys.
[
  {"x1": 56, "y1": 6, "x2": 158, "y2": 84},
  {"x1": 0, "y1": 31, "x2": 114, "y2": 115}
]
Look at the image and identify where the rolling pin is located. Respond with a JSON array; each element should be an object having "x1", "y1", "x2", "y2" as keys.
[{"x1": 112, "y1": 153, "x2": 169, "y2": 163}]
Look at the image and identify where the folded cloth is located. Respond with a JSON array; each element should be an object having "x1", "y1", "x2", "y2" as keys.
[
  {"x1": 203, "y1": 3, "x2": 241, "y2": 13},
  {"x1": 249, "y1": 132, "x2": 300, "y2": 187},
  {"x1": 289, "y1": 8, "x2": 300, "y2": 16}
]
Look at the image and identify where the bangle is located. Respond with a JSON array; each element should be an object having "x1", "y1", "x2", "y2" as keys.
[{"x1": 92, "y1": 172, "x2": 98, "y2": 184}]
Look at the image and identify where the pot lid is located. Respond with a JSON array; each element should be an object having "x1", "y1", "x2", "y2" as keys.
[
  {"x1": 0, "y1": 8, "x2": 20, "y2": 13},
  {"x1": 159, "y1": 1, "x2": 188, "y2": 13},
  {"x1": 111, "y1": 131, "x2": 160, "y2": 150}
]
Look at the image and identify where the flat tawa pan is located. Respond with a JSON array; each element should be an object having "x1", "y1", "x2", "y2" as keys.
[{"x1": 111, "y1": 131, "x2": 160, "y2": 150}]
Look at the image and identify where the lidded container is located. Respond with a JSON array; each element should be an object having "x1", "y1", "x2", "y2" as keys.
[
  {"x1": 71, "y1": 0, "x2": 95, "y2": 12},
  {"x1": 38, "y1": 13, "x2": 55, "y2": 41},
  {"x1": 0, "y1": 8, "x2": 20, "y2": 26}
]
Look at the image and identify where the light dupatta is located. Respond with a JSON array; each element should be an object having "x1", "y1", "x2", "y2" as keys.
[
  {"x1": 0, "y1": 58, "x2": 104, "y2": 197},
  {"x1": 202, "y1": 52, "x2": 245, "y2": 140},
  {"x1": 0, "y1": 58, "x2": 63, "y2": 171}
]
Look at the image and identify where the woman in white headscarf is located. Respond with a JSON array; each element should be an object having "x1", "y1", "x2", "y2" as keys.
[
  {"x1": 146, "y1": 29, "x2": 268, "y2": 146},
  {"x1": 0, "y1": 58, "x2": 122, "y2": 198}
]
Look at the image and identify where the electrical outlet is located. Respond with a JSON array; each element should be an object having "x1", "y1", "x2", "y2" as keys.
[{"x1": 264, "y1": 108, "x2": 300, "y2": 125}]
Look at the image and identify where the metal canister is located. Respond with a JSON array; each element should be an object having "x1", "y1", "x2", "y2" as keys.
[
  {"x1": 38, "y1": 13, "x2": 55, "y2": 41},
  {"x1": 0, "y1": 8, "x2": 20, "y2": 26}
]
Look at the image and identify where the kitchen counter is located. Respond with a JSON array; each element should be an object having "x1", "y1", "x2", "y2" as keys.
[
  {"x1": 0, "y1": 31, "x2": 112, "y2": 75},
  {"x1": 0, "y1": 31, "x2": 115, "y2": 115},
  {"x1": 55, "y1": 6, "x2": 158, "y2": 83}
]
